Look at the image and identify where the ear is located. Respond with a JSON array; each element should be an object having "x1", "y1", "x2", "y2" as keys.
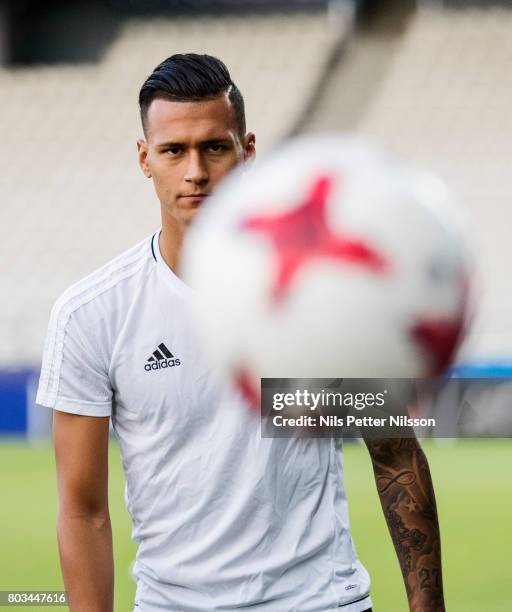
[
  {"x1": 137, "y1": 139, "x2": 152, "y2": 178},
  {"x1": 243, "y1": 132, "x2": 256, "y2": 163}
]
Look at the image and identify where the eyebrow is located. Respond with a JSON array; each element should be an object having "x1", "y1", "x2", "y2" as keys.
[
  {"x1": 202, "y1": 138, "x2": 233, "y2": 146},
  {"x1": 156, "y1": 141, "x2": 185, "y2": 149},
  {"x1": 156, "y1": 138, "x2": 233, "y2": 149}
]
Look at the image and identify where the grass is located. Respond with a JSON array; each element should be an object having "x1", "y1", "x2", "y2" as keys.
[
  {"x1": 0, "y1": 441, "x2": 137, "y2": 611},
  {"x1": 343, "y1": 439, "x2": 512, "y2": 612},
  {"x1": 0, "y1": 439, "x2": 510, "y2": 611}
]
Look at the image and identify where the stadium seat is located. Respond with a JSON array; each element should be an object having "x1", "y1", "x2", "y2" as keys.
[{"x1": 0, "y1": 11, "x2": 348, "y2": 365}]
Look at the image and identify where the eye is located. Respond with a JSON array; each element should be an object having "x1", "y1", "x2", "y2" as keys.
[
  {"x1": 207, "y1": 144, "x2": 226, "y2": 153},
  {"x1": 166, "y1": 146, "x2": 183, "y2": 156}
]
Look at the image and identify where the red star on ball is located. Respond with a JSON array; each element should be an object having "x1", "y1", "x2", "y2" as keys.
[
  {"x1": 240, "y1": 174, "x2": 389, "y2": 303},
  {"x1": 411, "y1": 302, "x2": 468, "y2": 376},
  {"x1": 411, "y1": 275, "x2": 468, "y2": 375},
  {"x1": 411, "y1": 316, "x2": 465, "y2": 376}
]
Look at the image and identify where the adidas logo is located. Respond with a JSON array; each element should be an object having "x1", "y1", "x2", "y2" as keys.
[{"x1": 144, "y1": 343, "x2": 181, "y2": 372}]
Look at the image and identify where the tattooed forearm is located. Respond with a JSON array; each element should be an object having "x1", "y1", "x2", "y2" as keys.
[{"x1": 365, "y1": 437, "x2": 445, "y2": 612}]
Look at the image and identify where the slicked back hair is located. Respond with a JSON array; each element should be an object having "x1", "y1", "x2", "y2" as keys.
[{"x1": 139, "y1": 53, "x2": 246, "y2": 137}]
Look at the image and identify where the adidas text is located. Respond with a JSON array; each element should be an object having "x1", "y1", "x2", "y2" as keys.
[{"x1": 145, "y1": 358, "x2": 181, "y2": 371}]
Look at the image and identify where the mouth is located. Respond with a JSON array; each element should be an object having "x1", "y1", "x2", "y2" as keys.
[{"x1": 179, "y1": 194, "x2": 209, "y2": 204}]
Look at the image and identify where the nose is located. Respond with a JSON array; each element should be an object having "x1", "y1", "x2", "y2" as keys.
[{"x1": 184, "y1": 150, "x2": 209, "y2": 185}]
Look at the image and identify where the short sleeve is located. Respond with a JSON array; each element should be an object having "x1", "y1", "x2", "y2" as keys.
[{"x1": 36, "y1": 297, "x2": 113, "y2": 417}]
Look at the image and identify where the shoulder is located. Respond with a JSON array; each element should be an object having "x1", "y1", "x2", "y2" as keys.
[
  {"x1": 49, "y1": 233, "x2": 156, "y2": 331},
  {"x1": 37, "y1": 233, "x2": 158, "y2": 407}
]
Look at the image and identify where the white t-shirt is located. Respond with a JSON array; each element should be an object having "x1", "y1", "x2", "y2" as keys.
[{"x1": 36, "y1": 231, "x2": 372, "y2": 612}]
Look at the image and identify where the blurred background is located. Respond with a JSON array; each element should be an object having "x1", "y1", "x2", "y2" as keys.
[{"x1": 0, "y1": 1, "x2": 510, "y2": 611}]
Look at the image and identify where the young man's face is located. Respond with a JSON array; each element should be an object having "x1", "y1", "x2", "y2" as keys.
[{"x1": 137, "y1": 95, "x2": 255, "y2": 227}]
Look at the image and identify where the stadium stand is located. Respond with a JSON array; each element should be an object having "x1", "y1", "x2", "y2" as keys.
[
  {"x1": 0, "y1": 8, "x2": 350, "y2": 366},
  {"x1": 3, "y1": 1, "x2": 512, "y2": 437},
  {"x1": 303, "y1": 4, "x2": 512, "y2": 363}
]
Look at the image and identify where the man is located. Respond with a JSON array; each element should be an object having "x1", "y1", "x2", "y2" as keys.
[{"x1": 36, "y1": 54, "x2": 444, "y2": 611}]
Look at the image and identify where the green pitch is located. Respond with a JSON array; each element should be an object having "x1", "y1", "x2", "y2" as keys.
[{"x1": 0, "y1": 439, "x2": 510, "y2": 611}]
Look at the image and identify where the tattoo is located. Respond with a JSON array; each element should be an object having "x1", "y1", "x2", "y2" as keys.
[
  {"x1": 419, "y1": 567, "x2": 441, "y2": 591},
  {"x1": 386, "y1": 509, "x2": 427, "y2": 575},
  {"x1": 377, "y1": 469, "x2": 416, "y2": 493},
  {"x1": 365, "y1": 437, "x2": 445, "y2": 612}
]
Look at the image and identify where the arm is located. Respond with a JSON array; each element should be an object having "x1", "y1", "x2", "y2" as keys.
[
  {"x1": 53, "y1": 410, "x2": 113, "y2": 612},
  {"x1": 363, "y1": 435, "x2": 445, "y2": 612}
]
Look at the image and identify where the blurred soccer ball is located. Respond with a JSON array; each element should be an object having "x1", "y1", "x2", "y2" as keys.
[{"x1": 182, "y1": 135, "x2": 474, "y2": 403}]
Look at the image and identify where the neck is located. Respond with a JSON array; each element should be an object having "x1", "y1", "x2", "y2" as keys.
[{"x1": 159, "y1": 213, "x2": 186, "y2": 276}]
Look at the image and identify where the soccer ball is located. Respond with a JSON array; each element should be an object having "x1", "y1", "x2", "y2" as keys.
[{"x1": 181, "y1": 135, "x2": 474, "y2": 403}]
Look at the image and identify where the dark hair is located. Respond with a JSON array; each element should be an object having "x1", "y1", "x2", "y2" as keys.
[{"x1": 139, "y1": 53, "x2": 246, "y2": 136}]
